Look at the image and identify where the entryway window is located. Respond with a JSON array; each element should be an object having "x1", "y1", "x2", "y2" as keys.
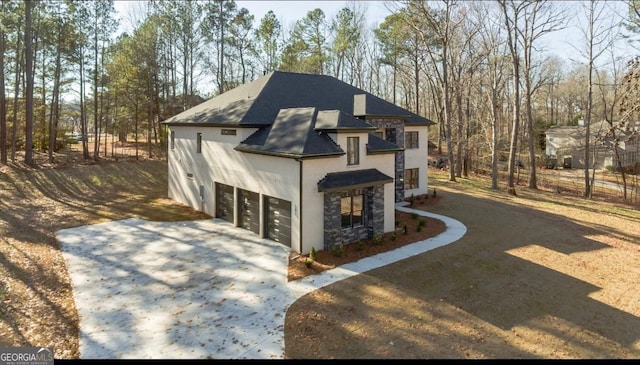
[{"x1": 341, "y1": 191, "x2": 364, "y2": 228}]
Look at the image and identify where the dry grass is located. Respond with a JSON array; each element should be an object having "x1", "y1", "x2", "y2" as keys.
[
  {"x1": 284, "y1": 169, "x2": 640, "y2": 359},
  {"x1": 0, "y1": 151, "x2": 209, "y2": 359}
]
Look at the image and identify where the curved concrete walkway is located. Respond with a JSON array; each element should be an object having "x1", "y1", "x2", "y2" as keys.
[{"x1": 57, "y1": 204, "x2": 466, "y2": 359}]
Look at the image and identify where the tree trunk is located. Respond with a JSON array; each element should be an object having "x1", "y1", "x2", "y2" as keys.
[
  {"x1": 11, "y1": 32, "x2": 22, "y2": 162},
  {"x1": 48, "y1": 34, "x2": 62, "y2": 163},
  {"x1": 24, "y1": 0, "x2": 34, "y2": 165},
  {"x1": 0, "y1": 20, "x2": 7, "y2": 164},
  {"x1": 525, "y1": 74, "x2": 537, "y2": 189},
  {"x1": 79, "y1": 47, "x2": 89, "y2": 160}
]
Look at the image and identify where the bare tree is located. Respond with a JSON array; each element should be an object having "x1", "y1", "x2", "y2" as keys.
[
  {"x1": 498, "y1": 0, "x2": 529, "y2": 195},
  {"x1": 403, "y1": 0, "x2": 464, "y2": 182},
  {"x1": 476, "y1": 2, "x2": 509, "y2": 189},
  {"x1": 573, "y1": 0, "x2": 618, "y2": 197},
  {"x1": 519, "y1": 0, "x2": 567, "y2": 189}
]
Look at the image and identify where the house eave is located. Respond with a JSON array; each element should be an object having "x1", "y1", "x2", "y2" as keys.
[
  {"x1": 163, "y1": 121, "x2": 266, "y2": 128},
  {"x1": 234, "y1": 146, "x2": 345, "y2": 159}
]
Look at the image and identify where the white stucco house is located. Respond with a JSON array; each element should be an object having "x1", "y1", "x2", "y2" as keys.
[{"x1": 163, "y1": 71, "x2": 434, "y2": 255}]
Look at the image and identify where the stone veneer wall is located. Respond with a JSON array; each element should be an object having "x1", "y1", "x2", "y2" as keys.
[
  {"x1": 366, "y1": 118, "x2": 405, "y2": 203},
  {"x1": 322, "y1": 185, "x2": 385, "y2": 251}
]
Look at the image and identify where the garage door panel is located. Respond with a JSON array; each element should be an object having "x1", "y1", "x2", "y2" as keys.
[
  {"x1": 264, "y1": 196, "x2": 291, "y2": 247},
  {"x1": 215, "y1": 183, "x2": 234, "y2": 223},
  {"x1": 238, "y1": 189, "x2": 260, "y2": 234}
]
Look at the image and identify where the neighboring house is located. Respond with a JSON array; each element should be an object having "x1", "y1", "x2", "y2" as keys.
[
  {"x1": 545, "y1": 120, "x2": 639, "y2": 169},
  {"x1": 163, "y1": 71, "x2": 434, "y2": 255}
]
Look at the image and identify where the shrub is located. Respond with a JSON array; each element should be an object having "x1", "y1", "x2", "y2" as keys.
[
  {"x1": 356, "y1": 239, "x2": 365, "y2": 251},
  {"x1": 374, "y1": 234, "x2": 383, "y2": 245},
  {"x1": 418, "y1": 219, "x2": 426, "y2": 227},
  {"x1": 332, "y1": 244, "x2": 345, "y2": 257},
  {"x1": 391, "y1": 232, "x2": 397, "y2": 241},
  {"x1": 304, "y1": 258, "x2": 313, "y2": 268},
  {"x1": 416, "y1": 225, "x2": 422, "y2": 232},
  {"x1": 309, "y1": 247, "x2": 316, "y2": 262},
  {"x1": 411, "y1": 212, "x2": 419, "y2": 219},
  {"x1": 409, "y1": 194, "x2": 415, "y2": 207},
  {"x1": 403, "y1": 224, "x2": 408, "y2": 234}
]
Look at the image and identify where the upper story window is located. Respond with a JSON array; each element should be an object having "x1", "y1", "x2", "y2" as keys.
[
  {"x1": 406, "y1": 131, "x2": 419, "y2": 149},
  {"x1": 196, "y1": 132, "x2": 202, "y2": 153},
  {"x1": 347, "y1": 137, "x2": 359, "y2": 165},
  {"x1": 170, "y1": 131, "x2": 175, "y2": 150},
  {"x1": 221, "y1": 129, "x2": 236, "y2": 136},
  {"x1": 373, "y1": 131, "x2": 383, "y2": 139},
  {"x1": 404, "y1": 168, "x2": 419, "y2": 190}
]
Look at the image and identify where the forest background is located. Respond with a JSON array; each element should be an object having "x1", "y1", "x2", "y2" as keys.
[{"x1": 1, "y1": 0, "x2": 640, "y2": 200}]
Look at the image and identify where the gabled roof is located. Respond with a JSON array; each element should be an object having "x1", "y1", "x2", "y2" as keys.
[
  {"x1": 163, "y1": 71, "x2": 434, "y2": 127},
  {"x1": 234, "y1": 107, "x2": 403, "y2": 159},
  {"x1": 234, "y1": 107, "x2": 344, "y2": 159}
]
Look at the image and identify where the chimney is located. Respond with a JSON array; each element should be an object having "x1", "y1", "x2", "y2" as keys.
[{"x1": 353, "y1": 94, "x2": 367, "y2": 116}]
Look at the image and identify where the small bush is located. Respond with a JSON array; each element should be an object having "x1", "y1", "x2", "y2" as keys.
[
  {"x1": 416, "y1": 225, "x2": 422, "y2": 232},
  {"x1": 309, "y1": 247, "x2": 317, "y2": 262},
  {"x1": 356, "y1": 239, "x2": 365, "y2": 251},
  {"x1": 433, "y1": 188, "x2": 437, "y2": 197},
  {"x1": 411, "y1": 212, "x2": 418, "y2": 219},
  {"x1": 409, "y1": 194, "x2": 415, "y2": 207},
  {"x1": 304, "y1": 258, "x2": 313, "y2": 268},
  {"x1": 391, "y1": 232, "x2": 397, "y2": 241},
  {"x1": 374, "y1": 234, "x2": 383, "y2": 245},
  {"x1": 395, "y1": 220, "x2": 400, "y2": 227},
  {"x1": 403, "y1": 224, "x2": 408, "y2": 234},
  {"x1": 332, "y1": 244, "x2": 345, "y2": 257},
  {"x1": 418, "y1": 219, "x2": 426, "y2": 227}
]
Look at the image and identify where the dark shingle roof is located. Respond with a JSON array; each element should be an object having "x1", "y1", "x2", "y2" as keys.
[
  {"x1": 163, "y1": 71, "x2": 434, "y2": 126},
  {"x1": 234, "y1": 107, "x2": 344, "y2": 159},
  {"x1": 315, "y1": 110, "x2": 376, "y2": 131},
  {"x1": 317, "y1": 169, "x2": 394, "y2": 192},
  {"x1": 367, "y1": 134, "x2": 403, "y2": 154}
]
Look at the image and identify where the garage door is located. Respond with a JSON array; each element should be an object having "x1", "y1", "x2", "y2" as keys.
[
  {"x1": 238, "y1": 189, "x2": 260, "y2": 234},
  {"x1": 215, "y1": 182, "x2": 234, "y2": 223},
  {"x1": 264, "y1": 196, "x2": 291, "y2": 247}
]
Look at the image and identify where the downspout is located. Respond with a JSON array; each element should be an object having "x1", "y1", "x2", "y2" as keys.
[{"x1": 298, "y1": 158, "x2": 303, "y2": 255}]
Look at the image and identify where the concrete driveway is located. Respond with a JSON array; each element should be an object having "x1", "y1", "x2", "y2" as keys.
[{"x1": 57, "y1": 207, "x2": 466, "y2": 359}]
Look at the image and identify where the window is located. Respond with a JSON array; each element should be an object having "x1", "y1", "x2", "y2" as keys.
[
  {"x1": 373, "y1": 131, "x2": 383, "y2": 139},
  {"x1": 221, "y1": 129, "x2": 236, "y2": 136},
  {"x1": 170, "y1": 131, "x2": 175, "y2": 150},
  {"x1": 406, "y1": 131, "x2": 419, "y2": 149},
  {"x1": 196, "y1": 133, "x2": 202, "y2": 153},
  {"x1": 341, "y1": 191, "x2": 364, "y2": 228},
  {"x1": 347, "y1": 137, "x2": 359, "y2": 165},
  {"x1": 405, "y1": 168, "x2": 419, "y2": 190}
]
